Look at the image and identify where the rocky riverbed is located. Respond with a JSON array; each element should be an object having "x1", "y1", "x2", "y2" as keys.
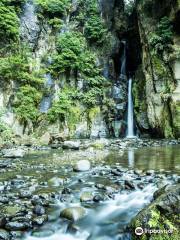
[{"x1": 0, "y1": 138, "x2": 179, "y2": 240}]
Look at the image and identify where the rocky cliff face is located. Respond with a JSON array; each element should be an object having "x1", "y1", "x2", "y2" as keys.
[
  {"x1": 134, "y1": 0, "x2": 180, "y2": 138},
  {"x1": 0, "y1": 0, "x2": 179, "y2": 143}
]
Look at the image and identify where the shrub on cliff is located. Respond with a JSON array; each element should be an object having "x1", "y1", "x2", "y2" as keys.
[
  {"x1": 13, "y1": 85, "x2": 42, "y2": 127},
  {"x1": 149, "y1": 17, "x2": 173, "y2": 56},
  {"x1": 36, "y1": 0, "x2": 71, "y2": 17},
  {"x1": 0, "y1": 3, "x2": 19, "y2": 43}
]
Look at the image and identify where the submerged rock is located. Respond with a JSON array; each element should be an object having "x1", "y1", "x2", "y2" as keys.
[
  {"x1": 1, "y1": 148, "x2": 26, "y2": 158},
  {"x1": 60, "y1": 207, "x2": 86, "y2": 221},
  {"x1": 73, "y1": 160, "x2": 91, "y2": 172}
]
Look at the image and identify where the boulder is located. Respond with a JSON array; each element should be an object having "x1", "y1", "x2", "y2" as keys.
[
  {"x1": 1, "y1": 148, "x2": 26, "y2": 158},
  {"x1": 5, "y1": 221, "x2": 31, "y2": 231},
  {"x1": 130, "y1": 184, "x2": 180, "y2": 239},
  {"x1": 73, "y1": 160, "x2": 91, "y2": 172},
  {"x1": 60, "y1": 207, "x2": 86, "y2": 221},
  {"x1": 62, "y1": 141, "x2": 80, "y2": 150},
  {"x1": 39, "y1": 132, "x2": 51, "y2": 145},
  {"x1": 80, "y1": 192, "x2": 93, "y2": 202}
]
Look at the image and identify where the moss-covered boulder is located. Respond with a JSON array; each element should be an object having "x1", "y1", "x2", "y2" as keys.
[{"x1": 130, "y1": 184, "x2": 180, "y2": 240}]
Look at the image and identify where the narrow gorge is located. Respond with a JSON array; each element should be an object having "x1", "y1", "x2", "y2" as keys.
[{"x1": 0, "y1": 1, "x2": 179, "y2": 240}]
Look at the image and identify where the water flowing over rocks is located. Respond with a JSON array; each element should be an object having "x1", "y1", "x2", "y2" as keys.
[{"x1": 60, "y1": 207, "x2": 86, "y2": 222}]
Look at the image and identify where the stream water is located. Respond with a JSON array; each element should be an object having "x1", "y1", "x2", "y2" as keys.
[{"x1": 0, "y1": 144, "x2": 179, "y2": 240}]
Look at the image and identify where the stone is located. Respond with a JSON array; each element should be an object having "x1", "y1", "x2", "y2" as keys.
[
  {"x1": 111, "y1": 169, "x2": 123, "y2": 176},
  {"x1": 60, "y1": 207, "x2": 86, "y2": 221},
  {"x1": 0, "y1": 229, "x2": 10, "y2": 240},
  {"x1": 124, "y1": 180, "x2": 135, "y2": 190},
  {"x1": 39, "y1": 132, "x2": 51, "y2": 145},
  {"x1": 80, "y1": 192, "x2": 93, "y2": 202},
  {"x1": 130, "y1": 184, "x2": 180, "y2": 240},
  {"x1": 48, "y1": 177, "x2": 64, "y2": 187},
  {"x1": 73, "y1": 160, "x2": 91, "y2": 172},
  {"x1": 19, "y1": 190, "x2": 32, "y2": 199},
  {"x1": 1, "y1": 148, "x2": 26, "y2": 158},
  {"x1": 62, "y1": 141, "x2": 80, "y2": 150},
  {"x1": 5, "y1": 221, "x2": 31, "y2": 231},
  {"x1": 0, "y1": 215, "x2": 7, "y2": 228},
  {"x1": 33, "y1": 205, "x2": 46, "y2": 216},
  {"x1": 93, "y1": 195, "x2": 104, "y2": 202},
  {"x1": 33, "y1": 215, "x2": 48, "y2": 226}
]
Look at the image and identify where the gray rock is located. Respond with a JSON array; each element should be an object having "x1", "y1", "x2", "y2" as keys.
[
  {"x1": 2, "y1": 148, "x2": 26, "y2": 158},
  {"x1": 33, "y1": 205, "x2": 46, "y2": 216},
  {"x1": 73, "y1": 160, "x2": 91, "y2": 172},
  {"x1": 5, "y1": 221, "x2": 31, "y2": 230},
  {"x1": 19, "y1": 190, "x2": 32, "y2": 199},
  {"x1": 62, "y1": 141, "x2": 80, "y2": 150},
  {"x1": 60, "y1": 207, "x2": 86, "y2": 221},
  {"x1": 33, "y1": 215, "x2": 48, "y2": 226},
  {"x1": 125, "y1": 180, "x2": 135, "y2": 190},
  {"x1": 0, "y1": 215, "x2": 7, "y2": 228}
]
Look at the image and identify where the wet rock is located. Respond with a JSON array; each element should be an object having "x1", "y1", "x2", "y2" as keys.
[
  {"x1": 111, "y1": 169, "x2": 123, "y2": 176},
  {"x1": 134, "y1": 169, "x2": 143, "y2": 175},
  {"x1": 62, "y1": 141, "x2": 80, "y2": 150},
  {"x1": 48, "y1": 177, "x2": 64, "y2": 187},
  {"x1": 146, "y1": 170, "x2": 155, "y2": 176},
  {"x1": 73, "y1": 160, "x2": 91, "y2": 172},
  {"x1": 125, "y1": 180, "x2": 135, "y2": 190},
  {"x1": 80, "y1": 192, "x2": 93, "y2": 202},
  {"x1": 130, "y1": 184, "x2": 180, "y2": 240},
  {"x1": 0, "y1": 229, "x2": 10, "y2": 240},
  {"x1": 62, "y1": 188, "x2": 72, "y2": 194},
  {"x1": 95, "y1": 183, "x2": 105, "y2": 190},
  {"x1": 1, "y1": 148, "x2": 26, "y2": 158},
  {"x1": 0, "y1": 197, "x2": 9, "y2": 204},
  {"x1": 33, "y1": 205, "x2": 46, "y2": 216},
  {"x1": 19, "y1": 190, "x2": 32, "y2": 199},
  {"x1": 0, "y1": 215, "x2": 7, "y2": 228},
  {"x1": 33, "y1": 215, "x2": 48, "y2": 226},
  {"x1": 5, "y1": 221, "x2": 31, "y2": 231},
  {"x1": 93, "y1": 195, "x2": 104, "y2": 202},
  {"x1": 2, "y1": 205, "x2": 24, "y2": 217},
  {"x1": 60, "y1": 207, "x2": 86, "y2": 221}
]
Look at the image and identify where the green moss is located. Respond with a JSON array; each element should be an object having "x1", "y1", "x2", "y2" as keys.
[{"x1": 148, "y1": 209, "x2": 160, "y2": 228}]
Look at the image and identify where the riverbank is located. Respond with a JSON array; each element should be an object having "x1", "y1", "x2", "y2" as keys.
[{"x1": 0, "y1": 138, "x2": 179, "y2": 240}]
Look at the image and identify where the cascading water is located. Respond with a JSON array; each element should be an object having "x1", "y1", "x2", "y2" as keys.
[{"x1": 126, "y1": 78, "x2": 135, "y2": 138}]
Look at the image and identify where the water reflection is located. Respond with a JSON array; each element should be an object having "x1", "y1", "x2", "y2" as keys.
[{"x1": 128, "y1": 149, "x2": 134, "y2": 168}]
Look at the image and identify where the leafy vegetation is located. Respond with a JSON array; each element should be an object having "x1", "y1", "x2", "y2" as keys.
[
  {"x1": 0, "y1": 52, "x2": 44, "y2": 86},
  {"x1": 0, "y1": 108, "x2": 14, "y2": 142},
  {"x1": 36, "y1": 0, "x2": 71, "y2": 17},
  {"x1": 13, "y1": 85, "x2": 42, "y2": 128},
  {"x1": 0, "y1": 2, "x2": 19, "y2": 43},
  {"x1": 149, "y1": 17, "x2": 173, "y2": 56}
]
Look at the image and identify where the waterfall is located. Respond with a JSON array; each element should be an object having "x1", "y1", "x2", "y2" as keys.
[{"x1": 126, "y1": 78, "x2": 135, "y2": 138}]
